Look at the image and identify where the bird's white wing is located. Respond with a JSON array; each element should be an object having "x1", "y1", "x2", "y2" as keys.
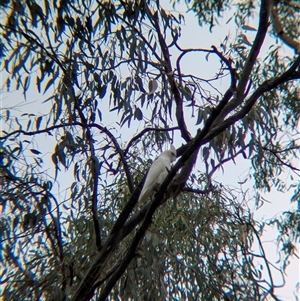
[
  {"x1": 155, "y1": 155, "x2": 171, "y2": 185},
  {"x1": 138, "y1": 152, "x2": 172, "y2": 204}
]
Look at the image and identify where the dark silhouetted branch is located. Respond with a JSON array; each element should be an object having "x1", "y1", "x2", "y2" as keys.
[
  {"x1": 271, "y1": 5, "x2": 300, "y2": 53},
  {"x1": 124, "y1": 126, "x2": 179, "y2": 155},
  {"x1": 211, "y1": 0, "x2": 272, "y2": 126},
  {"x1": 146, "y1": 6, "x2": 192, "y2": 142}
]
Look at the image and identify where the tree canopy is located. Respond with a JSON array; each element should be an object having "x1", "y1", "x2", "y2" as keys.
[{"x1": 1, "y1": 0, "x2": 300, "y2": 300}]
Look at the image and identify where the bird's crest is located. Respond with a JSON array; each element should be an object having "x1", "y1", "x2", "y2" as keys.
[{"x1": 170, "y1": 145, "x2": 176, "y2": 157}]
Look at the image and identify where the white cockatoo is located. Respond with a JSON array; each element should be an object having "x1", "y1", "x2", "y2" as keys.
[{"x1": 138, "y1": 145, "x2": 177, "y2": 204}]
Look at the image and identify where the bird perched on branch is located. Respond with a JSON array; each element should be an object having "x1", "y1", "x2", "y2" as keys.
[{"x1": 138, "y1": 145, "x2": 177, "y2": 204}]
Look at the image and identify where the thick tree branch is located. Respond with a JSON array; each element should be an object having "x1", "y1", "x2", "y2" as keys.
[
  {"x1": 72, "y1": 143, "x2": 201, "y2": 300},
  {"x1": 237, "y1": 0, "x2": 271, "y2": 98},
  {"x1": 97, "y1": 155, "x2": 186, "y2": 300},
  {"x1": 204, "y1": 56, "x2": 300, "y2": 144},
  {"x1": 71, "y1": 182, "x2": 147, "y2": 301},
  {"x1": 212, "y1": 0, "x2": 271, "y2": 126},
  {"x1": 169, "y1": 147, "x2": 200, "y2": 199},
  {"x1": 73, "y1": 140, "x2": 199, "y2": 299}
]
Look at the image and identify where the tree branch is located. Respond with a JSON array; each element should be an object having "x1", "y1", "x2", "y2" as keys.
[
  {"x1": 208, "y1": 145, "x2": 249, "y2": 178},
  {"x1": 70, "y1": 94, "x2": 102, "y2": 251},
  {"x1": 249, "y1": 223, "x2": 276, "y2": 297},
  {"x1": 72, "y1": 142, "x2": 200, "y2": 300},
  {"x1": 271, "y1": 5, "x2": 300, "y2": 53},
  {"x1": 204, "y1": 56, "x2": 300, "y2": 144},
  {"x1": 262, "y1": 146, "x2": 300, "y2": 174},
  {"x1": 211, "y1": 0, "x2": 271, "y2": 126},
  {"x1": 211, "y1": 45, "x2": 237, "y2": 91},
  {"x1": 1, "y1": 122, "x2": 134, "y2": 192},
  {"x1": 237, "y1": 0, "x2": 271, "y2": 98},
  {"x1": 96, "y1": 163, "x2": 182, "y2": 300},
  {"x1": 146, "y1": 6, "x2": 192, "y2": 142},
  {"x1": 176, "y1": 47, "x2": 212, "y2": 87},
  {"x1": 70, "y1": 181, "x2": 149, "y2": 301},
  {"x1": 124, "y1": 126, "x2": 179, "y2": 155}
]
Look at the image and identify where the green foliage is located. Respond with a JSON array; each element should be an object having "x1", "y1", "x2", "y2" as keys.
[
  {"x1": 1, "y1": 0, "x2": 300, "y2": 300},
  {"x1": 183, "y1": 0, "x2": 232, "y2": 29}
]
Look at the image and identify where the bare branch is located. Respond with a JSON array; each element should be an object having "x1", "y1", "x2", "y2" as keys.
[
  {"x1": 176, "y1": 47, "x2": 213, "y2": 87},
  {"x1": 211, "y1": 45, "x2": 237, "y2": 91},
  {"x1": 208, "y1": 145, "x2": 249, "y2": 178},
  {"x1": 124, "y1": 126, "x2": 179, "y2": 155},
  {"x1": 250, "y1": 223, "x2": 276, "y2": 296}
]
